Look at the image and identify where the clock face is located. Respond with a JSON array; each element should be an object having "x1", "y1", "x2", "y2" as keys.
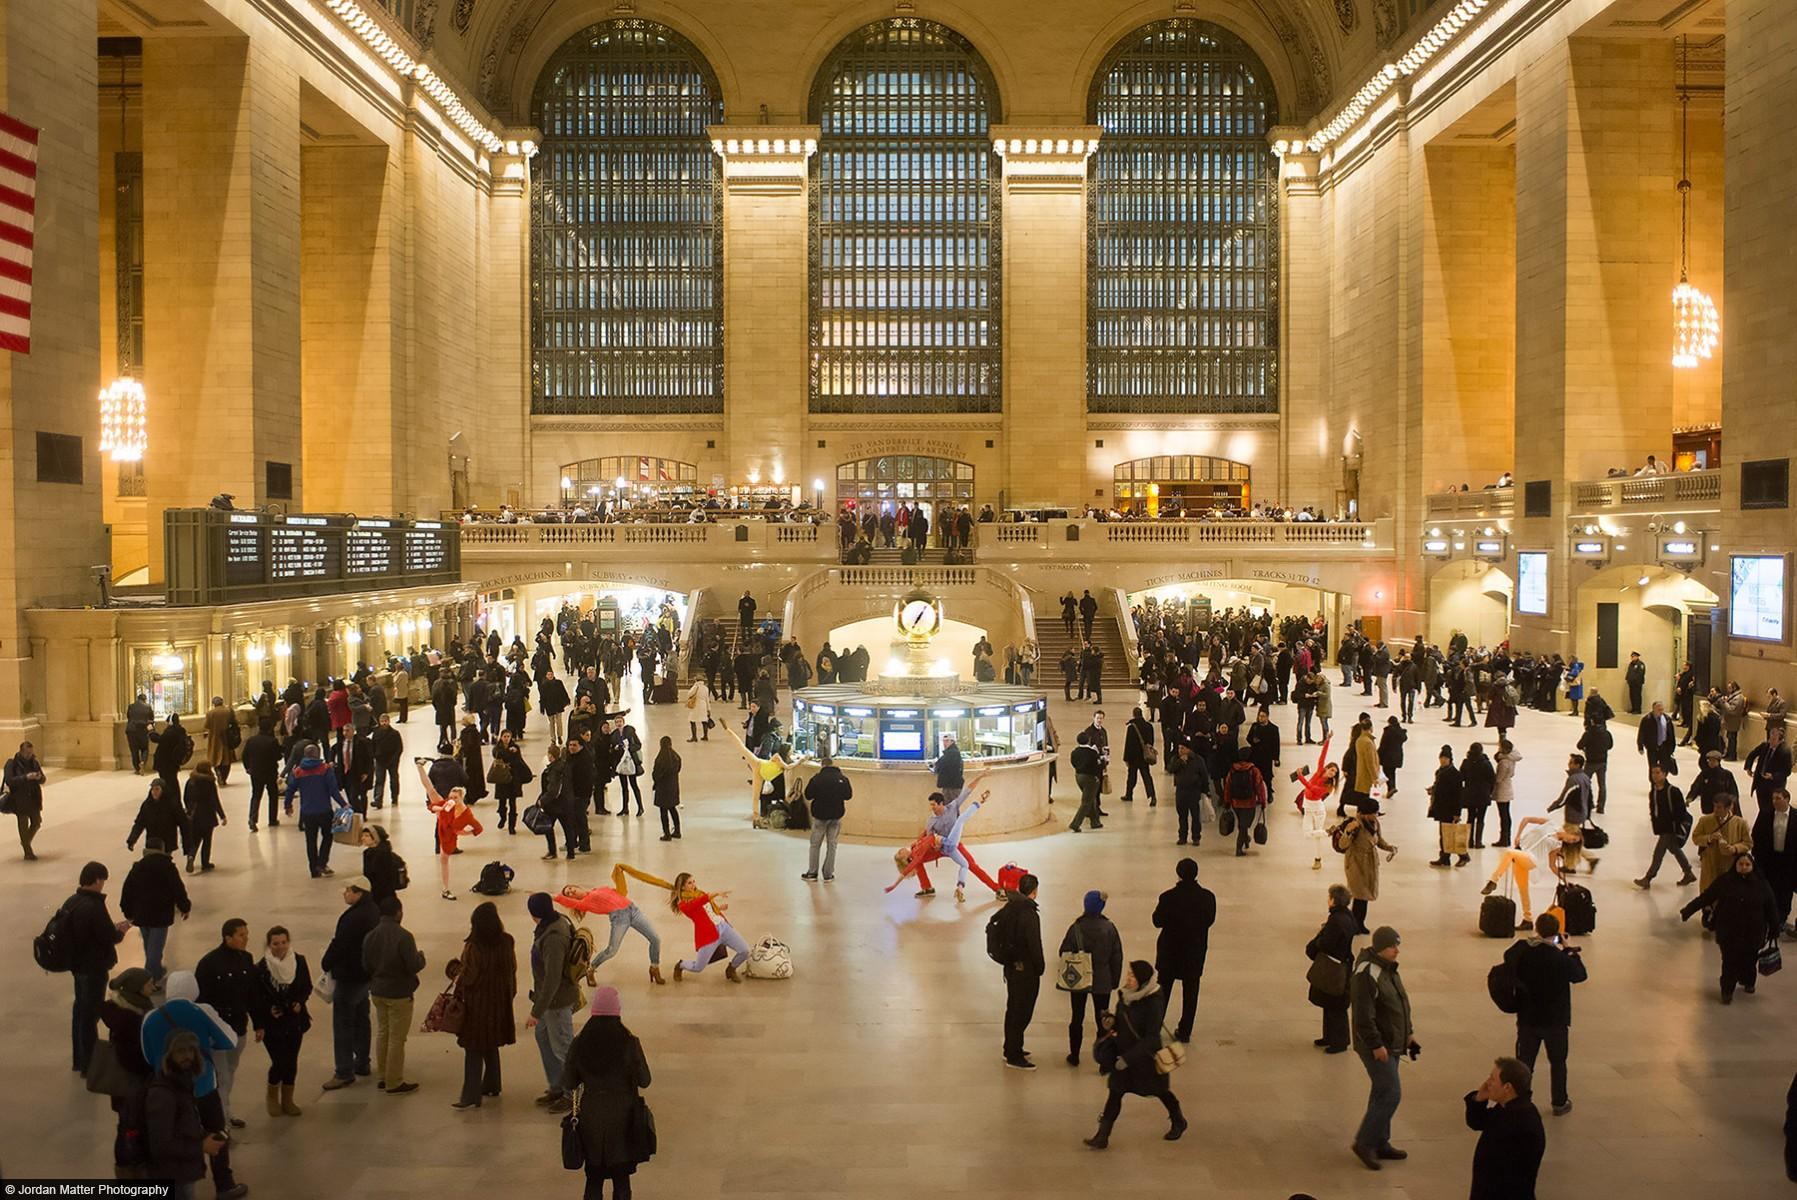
[{"x1": 899, "y1": 599, "x2": 938, "y2": 637}]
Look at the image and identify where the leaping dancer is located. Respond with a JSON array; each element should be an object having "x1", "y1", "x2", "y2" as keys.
[{"x1": 886, "y1": 773, "x2": 1002, "y2": 902}]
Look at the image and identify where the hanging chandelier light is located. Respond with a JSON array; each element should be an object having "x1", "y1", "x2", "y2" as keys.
[
  {"x1": 98, "y1": 376, "x2": 147, "y2": 461},
  {"x1": 1671, "y1": 36, "x2": 1719, "y2": 369}
]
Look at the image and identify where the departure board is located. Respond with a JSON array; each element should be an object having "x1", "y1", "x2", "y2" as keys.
[{"x1": 164, "y1": 510, "x2": 462, "y2": 605}]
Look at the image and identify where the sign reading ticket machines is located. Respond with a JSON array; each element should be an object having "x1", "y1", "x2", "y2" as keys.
[{"x1": 164, "y1": 508, "x2": 461, "y2": 605}]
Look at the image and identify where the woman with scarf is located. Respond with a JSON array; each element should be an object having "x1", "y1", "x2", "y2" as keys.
[
  {"x1": 449, "y1": 900, "x2": 517, "y2": 1109},
  {"x1": 559, "y1": 986, "x2": 653, "y2": 1199},
  {"x1": 1681, "y1": 850, "x2": 1780, "y2": 1003},
  {"x1": 668, "y1": 872, "x2": 750, "y2": 983},
  {"x1": 254, "y1": 925, "x2": 311, "y2": 1116},
  {"x1": 1083, "y1": 960, "x2": 1186, "y2": 1149}
]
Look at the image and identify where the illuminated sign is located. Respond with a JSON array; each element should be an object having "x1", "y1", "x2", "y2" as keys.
[{"x1": 1517, "y1": 552, "x2": 1548, "y2": 615}]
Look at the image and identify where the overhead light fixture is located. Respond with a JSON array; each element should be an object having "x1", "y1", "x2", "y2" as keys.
[
  {"x1": 98, "y1": 377, "x2": 147, "y2": 462},
  {"x1": 1638, "y1": 574, "x2": 1651, "y2": 586},
  {"x1": 1672, "y1": 520, "x2": 1687, "y2": 534},
  {"x1": 1671, "y1": 37, "x2": 1720, "y2": 369}
]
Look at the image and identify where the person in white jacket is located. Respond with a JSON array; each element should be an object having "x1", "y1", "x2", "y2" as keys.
[
  {"x1": 682, "y1": 679, "x2": 713, "y2": 743},
  {"x1": 1492, "y1": 740, "x2": 1521, "y2": 847}
]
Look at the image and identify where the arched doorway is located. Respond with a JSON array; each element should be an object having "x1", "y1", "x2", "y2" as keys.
[
  {"x1": 1428, "y1": 561, "x2": 1513, "y2": 650},
  {"x1": 1574, "y1": 565, "x2": 1719, "y2": 712},
  {"x1": 835, "y1": 455, "x2": 974, "y2": 521},
  {"x1": 1113, "y1": 455, "x2": 1250, "y2": 515}
]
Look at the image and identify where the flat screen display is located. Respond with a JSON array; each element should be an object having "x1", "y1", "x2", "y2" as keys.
[
  {"x1": 880, "y1": 728, "x2": 924, "y2": 755},
  {"x1": 1731, "y1": 555, "x2": 1786, "y2": 642},
  {"x1": 1516, "y1": 551, "x2": 1548, "y2": 615}
]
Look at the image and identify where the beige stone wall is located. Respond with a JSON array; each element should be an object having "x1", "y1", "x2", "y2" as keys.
[
  {"x1": 1721, "y1": 0, "x2": 1797, "y2": 697},
  {"x1": 0, "y1": 0, "x2": 106, "y2": 726}
]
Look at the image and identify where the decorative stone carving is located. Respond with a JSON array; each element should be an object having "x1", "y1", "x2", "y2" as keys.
[
  {"x1": 453, "y1": 0, "x2": 475, "y2": 35},
  {"x1": 414, "y1": 0, "x2": 437, "y2": 50},
  {"x1": 1374, "y1": 0, "x2": 1399, "y2": 48},
  {"x1": 1334, "y1": 0, "x2": 1357, "y2": 34}
]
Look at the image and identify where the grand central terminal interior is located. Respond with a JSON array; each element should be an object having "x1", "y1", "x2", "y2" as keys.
[{"x1": 0, "y1": 0, "x2": 1793, "y2": 1194}]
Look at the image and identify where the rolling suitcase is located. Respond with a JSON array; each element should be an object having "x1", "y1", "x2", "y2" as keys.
[
  {"x1": 1556, "y1": 881, "x2": 1597, "y2": 935},
  {"x1": 1480, "y1": 892, "x2": 1518, "y2": 938}
]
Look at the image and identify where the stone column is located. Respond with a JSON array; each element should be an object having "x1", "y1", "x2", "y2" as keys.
[
  {"x1": 0, "y1": 0, "x2": 104, "y2": 733},
  {"x1": 709, "y1": 128, "x2": 816, "y2": 487},
  {"x1": 1721, "y1": 0, "x2": 1797, "y2": 695},
  {"x1": 142, "y1": 35, "x2": 302, "y2": 576},
  {"x1": 1510, "y1": 37, "x2": 1678, "y2": 645},
  {"x1": 490, "y1": 137, "x2": 534, "y2": 512},
  {"x1": 992, "y1": 128, "x2": 1099, "y2": 506},
  {"x1": 1275, "y1": 135, "x2": 1330, "y2": 509}
]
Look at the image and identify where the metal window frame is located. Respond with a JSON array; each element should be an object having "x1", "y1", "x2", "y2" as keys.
[
  {"x1": 808, "y1": 18, "x2": 1003, "y2": 415},
  {"x1": 529, "y1": 20, "x2": 725, "y2": 416},
  {"x1": 1086, "y1": 20, "x2": 1280, "y2": 416}
]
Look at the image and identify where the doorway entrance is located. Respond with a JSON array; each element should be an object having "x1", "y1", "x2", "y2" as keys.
[{"x1": 835, "y1": 455, "x2": 974, "y2": 517}]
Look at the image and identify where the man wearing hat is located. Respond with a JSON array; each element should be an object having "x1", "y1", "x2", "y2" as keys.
[
  {"x1": 526, "y1": 892, "x2": 581, "y2": 1114},
  {"x1": 1349, "y1": 925, "x2": 1417, "y2": 1171},
  {"x1": 320, "y1": 878, "x2": 379, "y2": 1089},
  {"x1": 1151, "y1": 859, "x2": 1216, "y2": 1044},
  {"x1": 1689, "y1": 748, "x2": 1741, "y2": 816}
]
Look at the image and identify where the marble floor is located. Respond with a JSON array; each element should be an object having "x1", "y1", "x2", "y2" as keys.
[{"x1": 3, "y1": 672, "x2": 1793, "y2": 1197}]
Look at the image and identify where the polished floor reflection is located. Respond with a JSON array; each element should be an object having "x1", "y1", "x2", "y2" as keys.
[{"x1": 4, "y1": 676, "x2": 1792, "y2": 1196}]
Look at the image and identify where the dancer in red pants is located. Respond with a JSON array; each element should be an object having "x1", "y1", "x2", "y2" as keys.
[{"x1": 885, "y1": 788, "x2": 1003, "y2": 900}]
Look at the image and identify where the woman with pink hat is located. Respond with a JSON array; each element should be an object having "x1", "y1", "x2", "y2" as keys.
[{"x1": 559, "y1": 986, "x2": 654, "y2": 1198}]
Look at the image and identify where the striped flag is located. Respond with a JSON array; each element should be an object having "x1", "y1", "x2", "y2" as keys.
[{"x1": 0, "y1": 112, "x2": 38, "y2": 355}]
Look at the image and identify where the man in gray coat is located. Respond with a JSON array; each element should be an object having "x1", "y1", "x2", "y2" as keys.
[
  {"x1": 360, "y1": 896, "x2": 425, "y2": 1095},
  {"x1": 526, "y1": 891, "x2": 582, "y2": 1114},
  {"x1": 1350, "y1": 925, "x2": 1419, "y2": 1172}
]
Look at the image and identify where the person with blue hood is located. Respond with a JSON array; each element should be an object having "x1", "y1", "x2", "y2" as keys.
[
  {"x1": 1058, "y1": 889, "x2": 1124, "y2": 1067},
  {"x1": 141, "y1": 970, "x2": 247, "y2": 1198},
  {"x1": 283, "y1": 741, "x2": 351, "y2": 878}
]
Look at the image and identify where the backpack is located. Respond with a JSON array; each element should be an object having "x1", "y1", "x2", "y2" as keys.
[
  {"x1": 34, "y1": 902, "x2": 76, "y2": 973},
  {"x1": 224, "y1": 719, "x2": 242, "y2": 750},
  {"x1": 985, "y1": 906, "x2": 1016, "y2": 965},
  {"x1": 1227, "y1": 766, "x2": 1257, "y2": 802},
  {"x1": 565, "y1": 920, "x2": 596, "y2": 986},
  {"x1": 472, "y1": 861, "x2": 515, "y2": 895},
  {"x1": 393, "y1": 853, "x2": 410, "y2": 891},
  {"x1": 1487, "y1": 956, "x2": 1526, "y2": 1014},
  {"x1": 1328, "y1": 819, "x2": 1357, "y2": 854}
]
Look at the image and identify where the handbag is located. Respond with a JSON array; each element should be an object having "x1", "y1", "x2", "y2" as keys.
[
  {"x1": 421, "y1": 984, "x2": 465, "y2": 1035},
  {"x1": 1153, "y1": 1028, "x2": 1187, "y2": 1076},
  {"x1": 627, "y1": 1094, "x2": 658, "y2": 1160},
  {"x1": 1218, "y1": 807, "x2": 1236, "y2": 837},
  {"x1": 1580, "y1": 822, "x2": 1609, "y2": 850},
  {"x1": 1306, "y1": 951, "x2": 1349, "y2": 997},
  {"x1": 313, "y1": 973, "x2": 337, "y2": 1005},
  {"x1": 487, "y1": 759, "x2": 513, "y2": 787},
  {"x1": 1054, "y1": 923, "x2": 1094, "y2": 993},
  {"x1": 83, "y1": 1040, "x2": 137, "y2": 1098},
  {"x1": 1099, "y1": 769, "x2": 1113, "y2": 796},
  {"x1": 332, "y1": 810, "x2": 364, "y2": 847},
  {"x1": 561, "y1": 1085, "x2": 585, "y2": 1169},
  {"x1": 1144, "y1": 744, "x2": 1159, "y2": 767},
  {"x1": 1760, "y1": 938, "x2": 1784, "y2": 978},
  {"x1": 1252, "y1": 809, "x2": 1269, "y2": 845}
]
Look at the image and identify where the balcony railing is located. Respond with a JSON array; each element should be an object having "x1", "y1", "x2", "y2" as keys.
[
  {"x1": 1424, "y1": 489, "x2": 1516, "y2": 519},
  {"x1": 1571, "y1": 470, "x2": 1721, "y2": 512}
]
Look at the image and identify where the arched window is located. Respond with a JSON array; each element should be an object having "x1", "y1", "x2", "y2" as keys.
[
  {"x1": 1087, "y1": 21, "x2": 1279, "y2": 414},
  {"x1": 530, "y1": 21, "x2": 724, "y2": 414},
  {"x1": 809, "y1": 19, "x2": 1001, "y2": 414}
]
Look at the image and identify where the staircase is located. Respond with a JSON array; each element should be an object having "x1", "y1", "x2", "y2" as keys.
[
  {"x1": 685, "y1": 617, "x2": 783, "y2": 678},
  {"x1": 859, "y1": 545, "x2": 971, "y2": 566},
  {"x1": 1034, "y1": 609, "x2": 1137, "y2": 694}
]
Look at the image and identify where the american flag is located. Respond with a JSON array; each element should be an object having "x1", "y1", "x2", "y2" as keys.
[{"x1": 0, "y1": 111, "x2": 38, "y2": 354}]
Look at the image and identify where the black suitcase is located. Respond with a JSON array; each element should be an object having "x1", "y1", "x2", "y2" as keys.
[
  {"x1": 1480, "y1": 893, "x2": 1518, "y2": 938},
  {"x1": 1557, "y1": 882, "x2": 1597, "y2": 935}
]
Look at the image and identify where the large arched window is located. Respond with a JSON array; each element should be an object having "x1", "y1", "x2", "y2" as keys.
[
  {"x1": 530, "y1": 21, "x2": 724, "y2": 414},
  {"x1": 1087, "y1": 21, "x2": 1279, "y2": 414},
  {"x1": 809, "y1": 19, "x2": 1001, "y2": 414}
]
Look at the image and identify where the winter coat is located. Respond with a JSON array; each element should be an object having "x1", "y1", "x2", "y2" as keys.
[
  {"x1": 1058, "y1": 913, "x2": 1125, "y2": 995},
  {"x1": 450, "y1": 935, "x2": 516, "y2": 1052},
  {"x1": 182, "y1": 776, "x2": 225, "y2": 834},
  {"x1": 650, "y1": 753, "x2": 681, "y2": 809},
  {"x1": 557, "y1": 1021, "x2": 652, "y2": 1172},
  {"x1": 1494, "y1": 749, "x2": 1521, "y2": 805},
  {"x1": 254, "y1": 953, "x2": 314, "y2": 1037},
  {"x1": 3, "y1": 754, "x2": 45, "y2": 814},
  {"x1": 284, "y1": 757, "x2": 346, "y2": 819},
  {"x1": 458, "y1": 728, "x2": 488, "y2": 802},
  {"x1": 1682, "y1": 868, "x2": 1778, "y2": 953},
  {"x1": 529, "y1": 916, "x2": 581, "y2": 1019},
  {"x1": 150, "y1": 725, "x2": 193, "y2": 777},
  {"x1": 144, "y1": 1073, "x2": 208, "y2": 1184},
  {"x1": 682, "y1": 682, "x2": 711, "y2": 725},
  {"x1": 1102, "y1": 984, "x2": 1170, "y2": 1096},
  {"x1": 127, "y1": 789, "x2": 186, "y2": 851},
  {"x1": 362, "y1": 915, "x2": 426, "y2": 999},
  {"x1": 1150, "y1": 878, "x2": 1216, "y2": 979},
  {"x1": 1460, "y1": 751, "x2": 1497, "y2": 811},
  {"x1": 322, "y1": 895, "x2": 380, "y2": 985},
  {"x1": 1304, "y1": 905, "x2": 1359, "y2": 1009},
  {"x1": 119, "y1": 851, "x2": 191, "y2": 928},
  {"x1": 1350, "y1": 948, "x2": 1413, "y2": 1052},
  {"x1": 362, "y1": 842, "x2": 404, "y2": 903},
  {"x1": 1427, "y1": 763, "x2": 1465, "y2": 822},
  {"x1": 1342, "y1": 814, "x2": 1394, "y2": 902},
  {"x1": 1351, "y1": 729, "x2": 1377, "y2": 794},
  {"x1": 1377, "y1": 726, "x2": 1406, "y2": 769}
]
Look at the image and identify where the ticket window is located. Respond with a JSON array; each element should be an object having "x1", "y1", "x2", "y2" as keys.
[
  {"x1": 972, "y1": 707, "x2": 1013, "y2": 758},
  {"x1": 879, "y1": 720, "x2": 927, "y2": 761},
  {"x1": 130, "y1": 646, "x2": 200, "y2": 719}
]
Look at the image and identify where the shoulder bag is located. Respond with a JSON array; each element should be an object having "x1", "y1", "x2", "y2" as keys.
[
  {"x1": 420, "y1": 982, "x2": 465, "y2": 1035},
  {"x1": 1306, "y1": 949, "x2": 1350, "y2": 997},
  {"x1": 83, "y1": 1040, "x2": 137, "y2": 1098},
  {"x1": 1054, "y1": 922, "x2": 1094, "y2": 993},
  {"x1": 560, "y1": 1085, "x2": 586, "y2": 1169}
]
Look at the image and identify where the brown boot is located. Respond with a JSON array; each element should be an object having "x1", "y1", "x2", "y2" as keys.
[
  {"x1": 725, "y1": 963, "x2": 743, "y2": 983},
  {"x1": 648, "y1": 965, "x2": 665, "y2": 986},
  {"x1": 266, "y1": 1085, "x2": 281, "y2": 1118},
  {"x1": 672, "y1": 962, "x2": 684, "y2": 982},
  {"x1": 280, "y1": 1084, "x2": 302, "y2": 1116}
]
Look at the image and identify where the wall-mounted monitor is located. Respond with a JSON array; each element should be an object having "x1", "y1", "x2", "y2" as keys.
[
  {"x1": 1516, "y1": 551, "x2": 1548, "y2": 615},
  {"x1": 1730, "y1": 555, "x2": 1787, "y2": 643}
]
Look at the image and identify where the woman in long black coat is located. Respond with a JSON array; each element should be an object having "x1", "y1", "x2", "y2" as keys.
[
  {"x1": 1427, "y1": 746, "x2": 1467, "y2": 867},
  {"x1": 1084, "y1": 960, "x2": 1185, "y2": 1149},
  {"x1": 457, "y1": 720, "x2": 488, "y2": 804},
  {"x1": 1377, "y1": 717, "x2": 1407, "y2": 796},
  {"x1": 1304, "y1": 884, "x2": 1358, "y2": 1053},
  {"x1": 488, "y1": 730, "x2": 532, "y2": 834},
  {"x1": 1681, "y1": 851, "x2": 1779, "y2": 1003},
  {"x1": 449, "y1": 901, "x2": 517, "y2": 1109},
  {"x1": 1459, "y1": 742, "x2": 1498, "y2": 849},
  {"x1": 126, "y1": 778, "x2": 186, "y2": 853},
  {"x1": 558, "y1": 986, "x2": 653, "y2": 1198},
  {"x1": 179, "y1": 762, "x2": 226, "y2": 874}
]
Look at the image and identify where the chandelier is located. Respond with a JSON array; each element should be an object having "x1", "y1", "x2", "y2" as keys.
[
  {"x1": 1671, "y1": 36, "x2": 1718, "y2": 369},
  {"x1": 98, "y1": 377, "x2": 147, "y2": 461}
]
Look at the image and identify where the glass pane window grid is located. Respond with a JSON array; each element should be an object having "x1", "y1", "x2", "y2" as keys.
[
  {"x1": 809, "y1": 19, "x2": 1002, "y2": 414},
  {"x1": 1087, "y1": 21, "x2": 1279, "y2": 415},
  {"x1": 531, "y1": 21, "x2": 724, "y2": 415}
]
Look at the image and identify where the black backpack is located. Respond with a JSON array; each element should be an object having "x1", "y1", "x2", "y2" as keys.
[
  {"x1": 985, "y1": 905, "x2": 1015, "y2": 965},
  {"x1": 34, "y1": 902, "x2": 76, "y2": 973},
  {"x1": 1487, "y1": 957, "x2": 1525, "y2": 1014},
  {"x1": 224, "y1": 718, "x2": 242, "y2": 750},
  {"x1": 1227, "y1": 765, "x2": 1257, "y2": 801},
  {"x1": 393, "y1": 853, "x2": 411, "y2": 891},
  {"x1": 472, "y1": 861, "x2": 514, "y2": 896}
]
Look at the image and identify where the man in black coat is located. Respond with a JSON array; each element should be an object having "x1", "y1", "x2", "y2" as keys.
[
  {"x1": 994, "y1": 873, "x2": 1044, "y2": 1070},
  {"x1": 1746, "y1": 725, "x2": 1793, "y2": 815},
  {"x1": 1636, "y1": 702, "x2": 1677, "y2": 783},
  {"x1": 239, "y1": 724, "x2": 282, "y2": 830},
  {"x1": 1464, "y1": 1057, "x2": 1546, "y2": 1199},
  {"x1": 196, "y1": 917, "x2": 258, "y2": 1126},
  {"x1": 1151, "y1": 857, "x2": 1216, "y2": 1043},
  {"x1": 320, "y1": 879, "x2": 380, "y2": 1088},
  {"x1": 1753, "y1": 788, "x2": 1797, "y2": 935},
  {"x1": 149, "y1": 715, "x2": 193, "y2": 797},
  {"x1": 1505, "y1": 912, "x2": 1587, "y2": 1115},
  {"x1": 801, "y1": 755, "x2": 852, "y2": 882},
  {"x1": 119, "y1": 839, "x2": 190, "y2": 982},
  {"x1": 1624, "y1": 651, "x2": 1647, "y2": 714},
  {"x1": 60, "y1": 860, "x2": 129, "y2": 1071},
  {"x1": 1079, "y1": 590, "x2": 1098, "y2": 640},
  {"x1": 369, "y1": 713, "x2": 404, "y2": 810}
]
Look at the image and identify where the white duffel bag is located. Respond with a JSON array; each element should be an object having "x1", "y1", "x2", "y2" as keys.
[{"x1": 743, "y1": 934, "x2": 793, "y2": 980}]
